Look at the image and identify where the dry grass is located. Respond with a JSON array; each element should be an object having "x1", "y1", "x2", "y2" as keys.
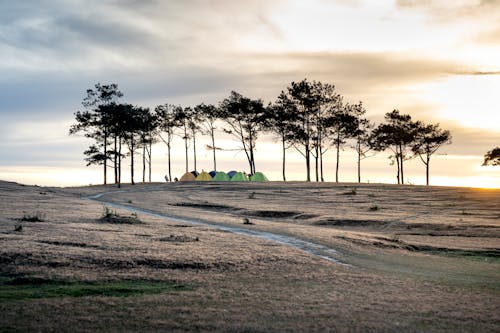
[{"x1": 0, "y1": 180, "x2": 499, "y2": 332}]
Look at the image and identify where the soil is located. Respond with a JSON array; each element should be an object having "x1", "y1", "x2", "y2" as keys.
[{"x1": 0, "y1": 180, "x2": 499, "y2": 332}]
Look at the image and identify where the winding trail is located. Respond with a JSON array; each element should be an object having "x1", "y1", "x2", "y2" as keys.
[{"x1": 87, "y1": 190, "x2": 349, "y2": 266}]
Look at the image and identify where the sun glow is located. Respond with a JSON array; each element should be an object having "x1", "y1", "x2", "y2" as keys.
[{"x1": 417, "y1": 75, "x2": 500, "y2": 132}]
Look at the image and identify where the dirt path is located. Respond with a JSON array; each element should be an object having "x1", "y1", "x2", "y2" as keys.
[{"x1": 87, "y1": 189, "x2": 349, "y2": 266}]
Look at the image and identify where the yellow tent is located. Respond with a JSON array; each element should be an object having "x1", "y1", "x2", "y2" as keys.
[
  {"x1": 179, "y1": 172, "x2": 196, "y2": 181},
  {"x1": 195, "y1": 171, "x2": 212, "y2": 181}
]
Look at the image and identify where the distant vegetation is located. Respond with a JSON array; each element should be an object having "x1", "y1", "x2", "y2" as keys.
[
  {"x1": 483, "y1": 147, "x2": 500, "y2": 166},
  {"x1": 69, "y1": 80, "x2": 453, "y2": 186}
]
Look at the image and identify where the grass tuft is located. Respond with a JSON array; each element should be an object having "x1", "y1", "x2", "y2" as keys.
[
  {"x1": 20, "y1": 211, "x2": 45, "y2": 222},
  {"x1": 99, "y1": 206, "x2": 142, "y2": 224},
  {"x1": 242, "y1": 218, "x2": 254, "y2": 225},
  {"x1": 341, "y1": 187, "x2": 357, "y2": 196}
]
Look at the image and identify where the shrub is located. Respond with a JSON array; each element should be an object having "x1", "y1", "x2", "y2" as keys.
[
  {"x1": 99, "y1": 206, "x2": 142, "y2": 224},
  {"x1": 21, "y1": 211, "x2": 45, "y2": 222}
]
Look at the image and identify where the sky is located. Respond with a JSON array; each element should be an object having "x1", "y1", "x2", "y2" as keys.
[{"x1": 0, "y1": 0, "x2": 499, "y2": 188}]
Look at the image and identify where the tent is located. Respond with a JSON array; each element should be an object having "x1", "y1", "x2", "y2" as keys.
[
  {"x1": 208, "y1": 170, "x2": 217, "y2": 178},
  {"x1": 196, "y1": 171, "x2": 212, "y2": 181},
  {"x1": 227, "y1": 170, "x2": 237, "y2": 179},
  {"x1": 190, "y1": 170, "x2": 199, "y2": 177},
  {"x1": 212, "y1": 171, "x2": 230, "y2": 181},
  {"x1": 179, "y1": 172, "x2": 196, "y2": 181},
  {"x1": 250, "y1": 172, "x2": 268, "y2": 182},
  {"x1": 230, "y1": 171, "x2": 249, "y2": 182}
]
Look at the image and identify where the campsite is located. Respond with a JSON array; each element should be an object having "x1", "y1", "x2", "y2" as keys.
[{"x1": 0, "y1": 180, "x2": 499, "y2": 332}]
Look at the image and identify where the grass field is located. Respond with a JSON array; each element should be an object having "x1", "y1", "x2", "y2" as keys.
[{"x1": 0, "y1": 180, "x2": 499, "y2": 332}]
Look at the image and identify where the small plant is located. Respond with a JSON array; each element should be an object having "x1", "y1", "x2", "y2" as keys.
[
  {"x1": 99, "y1": 206, "x2": 142, "y2": 224},
  {"x1": 248, "y1": 192, "x2": 256, "y2": 199},
  {"x1": 341, "y1": 187, "x2": 357, "y2": 196},
  {"x1": 242, "y1": 218, "x2": 254, "y2": 225},
  {"x1": 101, "y1": 206, "x2": 117, "y2": 219},
  {"x1": 20, "y1": 211, "x2": 45, "y2": 222},
  {"x1": 369, "y1": 205, "x2": 379, "y2": 211},
  {"x1": 127, "y1": 200, "x2": 133, "y2": 204}
]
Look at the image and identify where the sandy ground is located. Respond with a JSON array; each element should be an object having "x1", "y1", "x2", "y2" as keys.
[{"x1": 0, "y1": 180, "x2": 499, "y2": 332}]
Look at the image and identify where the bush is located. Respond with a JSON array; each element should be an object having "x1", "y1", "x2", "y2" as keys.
[
  {"x1": 21, "y1": 212, "x2": 45, "y2": 222},
  {"x1": 99, "y1": 206, "x2": 142, "y2": 224}
]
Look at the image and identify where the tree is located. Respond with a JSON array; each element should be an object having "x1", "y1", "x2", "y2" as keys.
[
  {"x1": 188, "y1": 107, "x2": 202, "y2": 172},
  {"x1": 311, "y1": 81, "x2": 340, "y2": 182},
  {"x1": 69, "y1": 83, "x2": 123, "y2": 185},
  {"x1": 155, "y1": 104, "x2": 180, "y2": 181},
  {"x1": 285, "y1": 79, "x2": 317, "y2": 181},
  {"x1": 219, "y1": 91, "x2": 266, "y2": 175},
  {"x1": 104, "y1": 103, "x2": 129, "y2": 187},
  {"x1": 482, "y1": 147, "x2": 500, "y2": 166},
  {"x1": 372, "y1": 110, "x2": 420, "y2": 184},
  {"x1": 327, "y1": 99, "x2": 359, "y2": 183},
  {"x1": 196, "y1": 103, "x2": 220, "y2": 171},
  {"x1": 120, "y1": 104, "x2": 142, "y2": 185},
  {"x1": 265, "y1": 92, "x2": 300, "y2": 181},
  {"x1": 412, "y1": 123, "x2": 451, "y2": 186},
  {"x1": 350, "y1": 103, "x2": 374, "y2": 183},
  {"x1": 175, "y1": 107, "x2": 192, "y2": 173},
  {"x1": 137, "y1": 109, "x2": 158, "y2": 183}
]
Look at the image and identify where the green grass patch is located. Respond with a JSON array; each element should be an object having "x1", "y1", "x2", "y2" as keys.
[
  {"x1": 20, "y1": 211, "x2": 45, "y2": 222},
  {"x1": 0, "y1": 274, "x2": 191, "y2": 302}
]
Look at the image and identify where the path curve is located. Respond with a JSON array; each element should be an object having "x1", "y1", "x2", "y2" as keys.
[{"x1": 87, "y1": 189, "x2": 350, "y2": 266}]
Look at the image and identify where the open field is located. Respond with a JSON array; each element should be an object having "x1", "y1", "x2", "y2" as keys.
[{"x1": 0, "y1": 180, "x2": 499, "y2": 332}]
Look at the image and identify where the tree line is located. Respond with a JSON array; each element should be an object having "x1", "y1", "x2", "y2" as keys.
[{"x1": 70, "y1": 80, "x2": 454, "y2": 187}]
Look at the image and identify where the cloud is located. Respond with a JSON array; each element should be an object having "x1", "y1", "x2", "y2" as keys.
[
  {"x1": 472, "y1": 25, "x2": 500, "y2": 45},
  {"x1": 395, "y1": 0, "x2": 500, "y2": 19}
]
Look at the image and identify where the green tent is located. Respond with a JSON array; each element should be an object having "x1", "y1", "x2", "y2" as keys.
[
  {"x1": 250, "y1": 172, "x2": 268, "y2": 182},
  {"x1": 230, "y1": 171, "x2": 249, "y2": 182},
  {"x1": 212, "y1": 171, "x2": 230, "y2": 181}
]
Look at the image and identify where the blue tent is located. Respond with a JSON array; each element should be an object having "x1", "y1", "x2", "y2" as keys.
[
  {"x1": 209, "y1": 170, "x2": 217, "y2": 178},
  {"x1": 227, "y1": 170, "x2": 237, "y2": 179}
]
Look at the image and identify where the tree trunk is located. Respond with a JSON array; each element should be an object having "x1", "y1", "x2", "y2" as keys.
[
  {"x1": 426, "y1": 155, "x2": 430, "y2": 186},
  {"x1": 335, "y1": 133, "x2": 340, "y2": 183},
  {"x1": 167, "y1": 136, "x2": 172, "y2": 182},
  {"x1": 211, "y1": 129, "x2": 217, "y2": 171},
  {"x1": 148, "y1": 140, "x2": 152, "y2": 183},
  {"x1": 248, "y1": 130, "x2": 255, "y2": 175},
  {"x1": 114, "y1": 135, "x2": 118, "y2": 184},
  {"x1": 319, "y1": 145, "x2": 324, "y2": 182},
  {"x1": 305, "y1": 147, "x2": 310, "y2": 182},
  {"x1": 282, "y1": 136, "x2": 286, "y2": 181},
  {"x1": 395, "y1": 150, "x2": 400, "y2": 184},
  {"x1": 314, "y1": 144, "x2": 319, "y2": 182},
  {"x1": 357, "y1": 142, "x2": 361, "y2": 183},
  {"x1": 396, "y1": 156, "x2": 400, "y2": 184},
  {"x1": 399, "y1": 145, "x2": 404, "y2": 185},
  {"x1": 142, "y1": 144, "x2": 146, "y2": 183},
  {"x1": 103, "y1": 130, "x2": 107, "y2": 185},
  {"x1": 193, "y1": 132, "x2": 197, "y2": 172},
  {"x1": 184, "y1": 130, "x2": 189, "y2": 173},
  {"x1": 118, "y1": 138, "x2": 122, "y2": 188},
  {"x1": 130, "y1": 138, "x2": 135, "y2": 185}
]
